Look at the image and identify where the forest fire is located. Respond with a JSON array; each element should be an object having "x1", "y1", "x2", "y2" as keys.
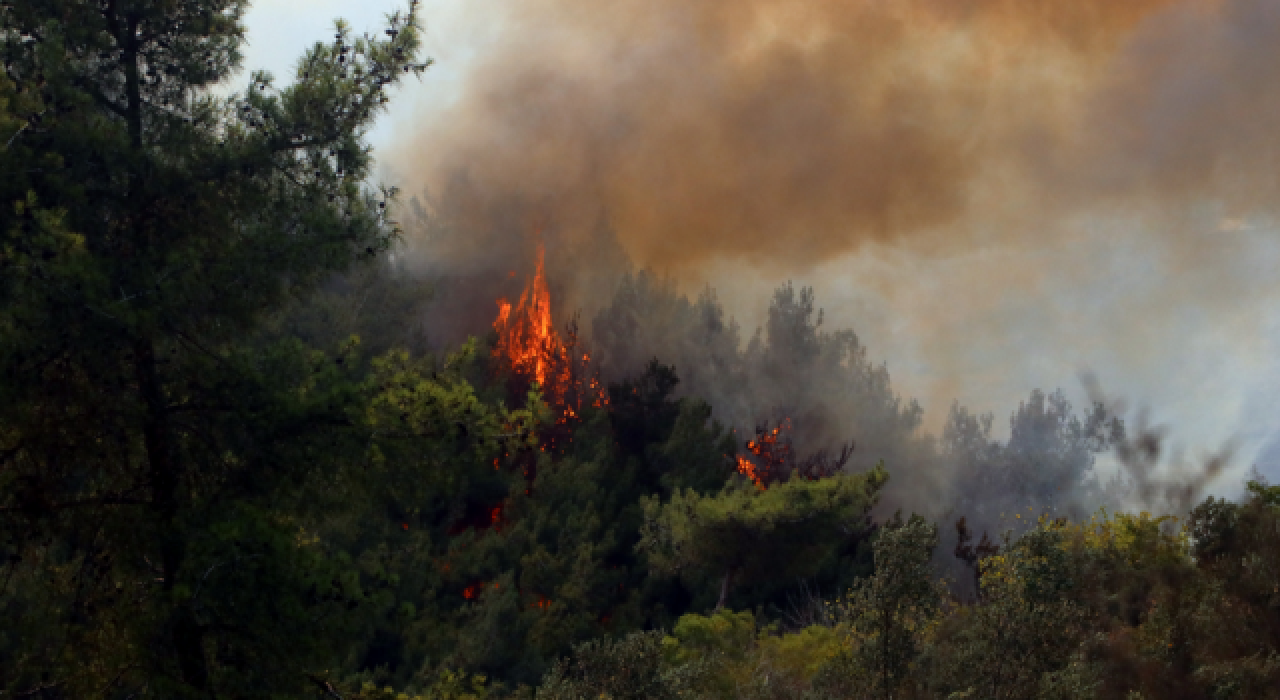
[
  {"x1": 736, "y1": 419, "x2": 854, "y2": 489},
  {"x1": 735, "y1": 456, "x2": 761, "y2": 486},
  {"x1": 492, "y1": 245, "x2": 558, "y2": 388},
  {"x1": 736, "y1": 420, "x2": 794, "y2": 489},
  {"x1": 491, "y1": 243, "x2": 606, "y2": 428},
  {"x1": 445, "y1": 503, "x2": 504, "y2": 535}
]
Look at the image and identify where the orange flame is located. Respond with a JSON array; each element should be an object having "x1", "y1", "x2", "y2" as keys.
[
  {"x1": 734, "y1": 419, "x2": 854, "y2": 488},
  {"x1": 493, "y1": 245, "x2": 558, "y2": 387},
  {"x1": 736, "y1": 455, "x2": 763, "y2": 489},
  {"x1": 736, "y1": 419, "x2": 794, "y2": 489},
  {"x1": 491, "y1": 243, "x2": 607, "y2": 432}
]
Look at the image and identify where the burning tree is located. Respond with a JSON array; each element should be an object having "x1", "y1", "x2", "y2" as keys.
[
  {"x1": 736, "y1": 419, "x2": 854, "y2": 489},
  {"x1": 492, "y1": 244, "x2": 558, "y2": 389},
  {"x1": 491, "y1": 244, "x2": 606, "y2": 442}
]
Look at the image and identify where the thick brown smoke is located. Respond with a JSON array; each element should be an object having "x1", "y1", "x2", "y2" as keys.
[
  {"x1": 389, "y1": 0, "x2": 1280, "y2": 271},
  {"x1": 384, "y1": 0, "x2": 1280, "y2": 493}
]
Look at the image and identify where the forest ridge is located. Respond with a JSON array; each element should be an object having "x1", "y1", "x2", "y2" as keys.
[{"x1": 1, "y1": 3, "x2": 1278, "y2": 699}]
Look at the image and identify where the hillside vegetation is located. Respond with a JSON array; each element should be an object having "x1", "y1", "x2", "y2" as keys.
[{"x1": 1, "y1": 2, "x2": 1277, "y2": 699}]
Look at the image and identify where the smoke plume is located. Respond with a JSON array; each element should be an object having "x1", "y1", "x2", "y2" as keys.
[
  {"x1": 383, "y1": 0, "x2": 1280, "y2": 498},
  {"x1": 394, "y1": 0, "x2": 1280, "y2": 267}
]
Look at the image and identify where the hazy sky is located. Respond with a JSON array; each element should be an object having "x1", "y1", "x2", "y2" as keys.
[{"x1": 240, "y1": 0, "x2": 1280, "y2": 489}]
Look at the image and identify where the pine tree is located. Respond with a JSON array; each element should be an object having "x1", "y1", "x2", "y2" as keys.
[
  {"x1": 0, "y1": 0, "x2": 431, "y2": 695},
  {"x1": 824, "y1": 516, "x2": 944, "y2": 700},
  {"x1": 639, "y1": 464, "x2": 887, "y2": 612}
]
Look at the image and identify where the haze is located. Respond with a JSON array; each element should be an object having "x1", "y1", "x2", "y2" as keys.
[{"x1": 242, "y1": 0, "x2": 1280, "y2": 486}]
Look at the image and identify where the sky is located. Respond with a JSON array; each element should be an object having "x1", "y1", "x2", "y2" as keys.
[{"x1": 239, "y1": 0, "x2": 1280, "y2": 490}]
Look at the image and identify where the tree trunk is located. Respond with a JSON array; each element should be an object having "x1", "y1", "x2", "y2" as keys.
[
  {"x1": 134, "y1": 337, "x2": 179, "y2": 579},
  {"x1": 715, "y1": 568, "x2": 735, "y2": 611},
  {"x1": 135, "y1": 337, "x2": 208, "y2": 692}
]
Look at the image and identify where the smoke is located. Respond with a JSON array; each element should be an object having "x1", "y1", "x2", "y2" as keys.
[
  {"x1": 377, "y1": 0, "x2": 1280, "y2": 498},
  {"x1": 392, "y1": 0, "x2": 1280, "y2": 269}
]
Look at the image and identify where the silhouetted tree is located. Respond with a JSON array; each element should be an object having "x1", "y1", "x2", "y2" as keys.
[{"x1": 0, "y1": 0, "x2": 432, "y2": 694}]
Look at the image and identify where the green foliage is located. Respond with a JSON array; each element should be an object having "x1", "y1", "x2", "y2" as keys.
[
  {"x1": 610, "y1": 496, "x2": 1280, "y2": 699},
  {"x1": 271, "y1": 351, "x2": 750, "y2": 690},
  {"x1": 930, "y1": 524, "x2": 1086, "y2": 699},
  {"x1": 348, "y1": 669, "x2": 492, "y2": 700},
  {"x1": 667, "y1": 609, "x2": 758, "y2": 664},
  {"x1": 0, "y1": 0, "x2": 436, "y2": 695},
  {"x1": 4, "y1": 4, "x2": 1280, "y2": 696},
  {"x1": 606, "y1": 360, "x2": 737, "y2": 497},
  {"x1": 538, "y1": 631, "x2": 703, "y2": 700},
  {"x1": 1245, "y1": 478, "x2": 1280, "y2": 508},
  {"x1": 653, "y1": 398, "x2": 739, "y2": 496},
  {"x1": 365, "y1": 340, "x2": 539, "y2": 493},
  {"x1": 663, "y1": 609, "x2": 843, "y2": 700},
  {"x1": 610, "y1": 359, "x2": 682, "y2": 462},
  {"x1": 820, "y1": 516, "x2": 945, "y2": 700},
  {"x1": 263, "y1": 256, "x2": 436, "y2": 362},
  {"x1": 639, "y1": 464, "x2": 887, "y2": 610}
]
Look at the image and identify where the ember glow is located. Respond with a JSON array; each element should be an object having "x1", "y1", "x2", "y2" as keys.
[
  {"x1": 736, "y1": 420, "x2": 793, "y2": 489},
  {"x1": 735, "y1": 456, "x2": 762, "y2": 488},
  {"x1": 736, "y1": 419, "x2": 853, "y2": 489}
]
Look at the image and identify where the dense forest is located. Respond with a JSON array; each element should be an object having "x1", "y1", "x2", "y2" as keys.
[{"x1": 3, "y1": 2, "x2": 1279, "y2": 699}]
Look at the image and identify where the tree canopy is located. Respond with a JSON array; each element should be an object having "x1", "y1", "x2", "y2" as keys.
[
  {"x1": 0, "y1": 0, "x2": 439, "y2": 694},
  {"x1": 640, "y1": 465, "x2": 887, "y2": 611}
]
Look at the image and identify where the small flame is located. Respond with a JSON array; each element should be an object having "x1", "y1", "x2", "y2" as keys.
[
  {"x1": 736, "y1": 419, "x2": 794, "y2": 489},
  {"x1": 736, "y1": 455, "x2": 763, "y2": 489},
  {"x1": 734, "y1": 418, "x2": 853, "y2": 488},
  {"x1": 494, "y1": 300, "x2": 512, "y2": 329}
]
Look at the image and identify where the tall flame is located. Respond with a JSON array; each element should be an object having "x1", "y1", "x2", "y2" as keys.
[
  {"x1": 493, "y1": 245, "x2": 558, "y2": 386},
  {"x1": 492, "y1": 243, "x2": 607, "y2": 433}
]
